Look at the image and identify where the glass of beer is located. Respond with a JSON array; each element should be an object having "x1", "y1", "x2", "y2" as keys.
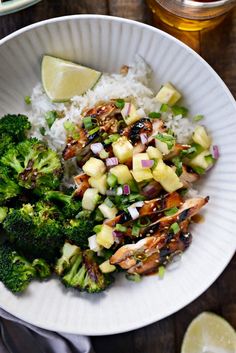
[{"x1": 146, "y1": 0, "x2": 236, "y2": 31}]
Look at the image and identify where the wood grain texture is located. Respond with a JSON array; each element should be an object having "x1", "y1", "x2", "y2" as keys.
[{"x1": 0, "y1": 1, "x2": 235, "y2": 352}]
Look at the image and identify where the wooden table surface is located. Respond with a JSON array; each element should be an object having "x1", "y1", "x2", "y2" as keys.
[{"x1": 0, "y1": 1, "x2": 235, "y2": 352}]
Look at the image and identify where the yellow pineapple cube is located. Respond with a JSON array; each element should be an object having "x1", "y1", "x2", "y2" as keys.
[
  {"x1": 110, "y1": 164, "x2": 133, "y2": 184},
  {"x1": 82, "y1": 157, "x2": 106, "y2": 178},
  {"x1": 155, "y1": 82, "x2": 181, "y2": 106},
  {"x1": 112, "y1": 136, "x2": 133, "y2": 163}
]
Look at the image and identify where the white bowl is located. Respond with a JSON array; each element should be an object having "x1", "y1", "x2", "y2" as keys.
[
  {"x1": 0, "y1": 0, "x2": 40, "y2": 16},
  {"x1": 0, "y1": 15, "x2": 235, "y2": 335}
]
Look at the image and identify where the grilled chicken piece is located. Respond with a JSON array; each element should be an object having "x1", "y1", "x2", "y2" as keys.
[
  {"x1": 120, "y1": 65, "x2": 129, "y2": 75},
  {"x1": 164, "y1": 144, "x2": 191, "y2": 160},
  {"x1": 105, "y1": 192, "x2": 183, "y2": 228},
  {"x1": 148, "y1": 119, "x2": 166, "y2": 143},
  {"x1": 73, "y1": 173, "x2": 90, "y2": 197},
  {"x1": 179, "y1": 165, "x2": 199, "y2": 188},
  {"x1": 143, "y1": 196, "x2": 209, "y2": 236},
  {"x1": 122, "y1": 118, "x2": 153, "y2": 144}
]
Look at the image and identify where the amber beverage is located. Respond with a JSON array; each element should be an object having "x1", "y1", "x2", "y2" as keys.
[{"x1": 146, "y1": 0, "x2": 236, "y2": 31}]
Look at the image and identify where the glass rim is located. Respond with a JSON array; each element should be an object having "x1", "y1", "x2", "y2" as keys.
[{"x1": 176, "y1": 0, "x2": 235, "y2": 8}]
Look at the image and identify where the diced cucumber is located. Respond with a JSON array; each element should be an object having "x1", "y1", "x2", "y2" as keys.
[
  {"x1": 96, "y1": 224, "x2": 114, "y2": 249},
  {"x1": 152, "y1": 159, "x2": 183, "y2": 193},
  {"x1": 110, "y1": 164, "x2": 133, "y2": 184},
  {"x1": 89, "y1": 174, "x2": 108, "y2": 195},
  {"x1": 192, "y1": 125, "x2": 212, "y2": 150},
  {"x1": 107, "y1": 173, "x2": 118, "y2": 188},
  {"x1": 146, "y1": 146, "x2": 163, "y2": 159},
  {"x1": 82, "y1": 157, "x2": 106, "y2": 178},
  {"x1": 112, "y1": 136, "x2": 134, "y2": 163},
  {"x1": 82, "y1": 188, "x2": 100, "y2": 211},
  {"x1": 155, "y1": 82, "x2": 181, "y2": 106},
  {"x1": 98, "y1": 203, "x2": 118, "y2": 219},
  {"x1": 99, "y1": 260, "x2": 116, "y2": 273}
]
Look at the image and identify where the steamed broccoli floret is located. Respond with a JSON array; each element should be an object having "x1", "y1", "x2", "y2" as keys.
[
  {"x1": 56, "y1": 242, "x2": 113, "y2": 293},
  {"x1": 3, "y1": 203, "x2": 64, "y2": 262},
  {"x1": 0, "y1": 135, "x2": 15, "y2": 158},
  {"x1": 0, "y1": 114, "x2": 31, "y2": 142},
  {"x1": 0, "y1": 242, "x2": 36, "y2": 293},
  {"x1": 64, "y1": 211, "x2": 95, "y2": 249},
  {"x1": 32, "y1": 259, "x2": 51, "y2": 279},
  {"x1": 1, "y1": 138, "x2": 63, "y2": 192},
  {"x1": 0, "y1": 166, "x2": 21, "y2": 204},
  {"x1": 45, "y1": 191, "x2": 82, "y2": 218}
]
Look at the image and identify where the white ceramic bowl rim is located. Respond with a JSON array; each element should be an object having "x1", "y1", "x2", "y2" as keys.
[
  {"x1": 0, "y1": 0, "x2": 40, "y2": 16},
  {"x1": 0, "y1": 15, "x2": 235, "y2": 335}
]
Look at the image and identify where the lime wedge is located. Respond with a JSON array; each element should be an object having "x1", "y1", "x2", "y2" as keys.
[
  {"x1": 181, "y1": 312, "x2": 236, "y2": 353},
  {"x1": 41, "y1": 55, "x2": 102, "y2": 102}
]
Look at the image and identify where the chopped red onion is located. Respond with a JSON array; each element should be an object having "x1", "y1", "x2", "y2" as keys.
[
  {"x1": 112, "y1": 230, "x2": 124, "y2": 238},
  {"x1": 128, "y1": 206, "x2": 140, "y2": 220},
  {"x1": 123, "y1": 184, "x2": 130, "y2": 195},
  {"x1": 130, "y1": 201, "x2": 144, "y2": 208},
  {"x1": 90, "y1": 143, "x2": 103, "y2": 154},
  {"x1": 140, "y1": 133, "x2": 148, "y2": 144},
  {"x1": 141, "y1": 159, "x2": 154, "y2": 168},
  {"x1": 213, "y1": 145, "x2": 219, "y2": 159},
  {"x1": 121, "y1": 102, "x2": 131, "y2": 118},
  {"x1": 106, "y1": 157, "x2": 118, "y2": 167}
]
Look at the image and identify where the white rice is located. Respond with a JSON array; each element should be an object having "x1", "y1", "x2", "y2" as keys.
[{"x1": 28, "y1": 56, "x2": 195, "y2": 152}]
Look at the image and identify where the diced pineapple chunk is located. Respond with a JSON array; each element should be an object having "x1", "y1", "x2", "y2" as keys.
[
  {"x1": 132, "y1": 153, "x2": 149, "y2": 170},
  {"x1": 99, "y1": 260, "x2": 116, "y2": 273},
  {"x1": 155, "y1": 139, "x2": 171, "y2": 155},
  {"x1": 98, "y1": 203, "x2": 118, "y2": 219},
  {"x1": 155, "y1": 82, "x2": 182, "y2": 106},
  {"x1": 132, "y1": 169, "x2": 153, "y2": 183},
  {"x1": 82, "y1": 157, "x2": 106, "y2": 178},
  {"x1": 112, "y1": 136, "x2": 133, "y2": 163},
  {"x1": 96, "y1": 224, "x2": 114, "y2": 249},
  {"x1": 82, "y1": 188, "x2": 100, "y2": 211},
  {"x1": 110, "y1": 164, "x2": 133, "y2": 184},
  {"x1": 121, "y1": 103, "x2": 140, "y2": 125},
  {"x1": 89, "y1": 174, "x2": 107, "y2": 195},
  {"x1": 146, "y1": 146, "x2": 163, "y2": 159},
  {"x1": 152, "y1": 159, "x2": 183, "y2": 193},
  {"x1": 192, "y1": 125, "x2": 212, "y2": 150},
  {"x1": 189, "y1": 150, "x2": 213, "y2": 170}
]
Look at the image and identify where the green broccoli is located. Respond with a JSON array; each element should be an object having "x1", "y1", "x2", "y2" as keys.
[
  {"x1": 1, "y1": 138, "x2": 63, "y2": 192},
  {"x1": 0, "y1": 207, "x2": 8, "y2": 223},
  {"x1": 0, "y1": 242, "x2": 36, "y2": 293},
  {"x1": 45, "y1": 191, "x2": 82, "y2": 218},
  {"x1": 3, "y1": 203, "x2": 64, "y2": 262},
  {"x1": 64, "y1": 211, "x2": 95, "y2": 249},
  {"x1": 0, "y1": 166, "x2": 21, "y2": 204},
  {"x1": 32, "y1": 259, "x2": 51, "y2": 279},
  {"x1": 56, "y1": 242, "x2": 113, "y2": 293},
  {"x1": 0, "y1": 114, "x2": 31, "y2": 142},
  {"x1": 0, "y1": 135, "x2": 15, "y2": 158}
]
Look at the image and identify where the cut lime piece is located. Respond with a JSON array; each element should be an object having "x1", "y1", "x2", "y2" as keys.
[
  {"x1": 41, "y1": 55, "x2": 102, "y2": 102},
  {"x1": 181, "y1": 312, "x2": 236, "y2": 353}
]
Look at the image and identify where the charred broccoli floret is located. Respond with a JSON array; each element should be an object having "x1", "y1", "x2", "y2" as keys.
[
  {"x1": 0, "y1": 242, "x2": 36, "y2": 293},
  {"x1": 0, "y1": 166, "x2": 22, "y2": 204},
  {"x1": 56, "y1": 242, "x2": 113, "y2": 293},
  {"x1": 45, "y1": 191, "x2": 82, "y2": 218},
  {"x1": 64, "y1": 211, "x2": 95, "y2": 249},
  {"x1": 3, "y1": 203, "x2": 64, "y2": 262},
  {"x1": 0, "y1": 114, "x2": 31, "y2": 143},
  {"x1": 1, "y1": 138, "x2": 63, "y2": 192}
]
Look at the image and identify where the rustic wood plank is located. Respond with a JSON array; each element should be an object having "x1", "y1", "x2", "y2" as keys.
[{"x1": 109, "y1": 0, "x2": 151, "y2": 23}]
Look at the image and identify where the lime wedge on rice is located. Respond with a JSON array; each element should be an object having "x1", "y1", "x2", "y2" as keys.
[
  {"x1": 181, "y1": 312, "x2": 236, "y2": 353},
  {"x1": 41, "y1": 55, "x2": 102, "y2": 102}
]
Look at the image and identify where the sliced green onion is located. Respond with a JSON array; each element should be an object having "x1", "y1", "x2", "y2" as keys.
[
  {"x1": 24, "y1": 95, "x2": 31, "y2": 105},
  {"x1": 126, "y1": 273, "x2": 142, "y2": 282},
  {"x1": 109, "y1": 134, "x2": 120, "y2": 143},
  {"x1": 88, "y1": 126, "x2": 100, "y2": 136},
  {"x1": 193, "y1": 114, "x2": 204, "y2": 122},
  {"x1": 115, "y1": 224, "x2": 127, "y2": 232},
  {"x1": 104, "y1": 197, "x2": 114, "y2": 208},
  {"x1": 170, "y1": 222, "x2": 180, "y2": 234},
  {"x1": 148, "y1": 112, "x2": 161, "y2": 119},
  {"x1": 64, "y1": 121, "x2": 75, "y2": 132},
  {"x1": 93, "y1": 225, "x2": 102, "y2": 233},
  {"x1": 137, "y1": 217, "x2": 151, "y2": 228},
  {"x1": 160, "y1": 103, "x2": 168, "y2": 112},
  {"x1": 39, "y1": 127, "x2": 46, "y2": 136},
  {"x1": 128, "y1": 179, "x2": 139, "y2": 193},
  {"x1": 83, "y1": 116, "x2": 93, "y2": 130},
  {"x1": 99, "y1": 149, "x2": 109, "y2": 159},
  {"x1": 172, "y1": 156, "x2": 183, "y2": 176},
  {"x1": 192, "y1": 166, "x2": 205, "y2": 175},
  {"x1": 181, "y1": 144, "x2": 203, "y2": 159},
  {"x1": 158, "y1": 266, "x2": 165, "y2": 279},
  {"x1": 164, "y1": 207, "x2": 179, "y2": 216},
  {"x1": 107, "y1": 173, "x2": 118, "y2": 188},
  {"x1": 171, "y1": 105, "x2": 188, "y2": 117},
  {"x1": 45, "y1": 111, "x2": 58, "y2": 128},
  {"x1": 132, "y1": 223, "x2": 140, "y2": 237},
  {"x1": 115, "y1": 99, "x2": 125, "y2": 109},
  {"x1": 155, "y1": 133, "x2": 176, "y2": 150},
  {"x1": 205, "y1": 154, "x2": 215, "y2": 164}
]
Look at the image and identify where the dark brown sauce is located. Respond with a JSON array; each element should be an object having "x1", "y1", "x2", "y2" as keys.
[{"x1": 192, "y1": 214, "x2": 205, "y2": 224}]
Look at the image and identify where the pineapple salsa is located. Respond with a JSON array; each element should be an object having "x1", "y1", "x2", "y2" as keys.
[{"x1": 0, "y1": 56, "x2": 218, "y2": 295}]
